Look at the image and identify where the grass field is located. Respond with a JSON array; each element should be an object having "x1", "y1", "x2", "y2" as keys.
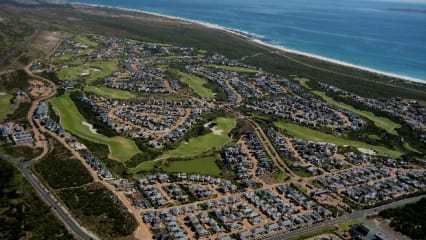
[
  {"x1": 160, "y1": 117, "x2": 236, "y2": 159},
  {"x1": 0, "y1": 93, "x2": 17, "y2": 123},
  {"x1": 126, "y1": 161, "x2": 158, "y2": 174},
  {"x1": 49, "y1": 92, "x2": 140, "y2": 161},
  {"x1": 313, "y1": 90, "x2": 401, "y2": 135},
  {"x1": 57, "y1": 60, "x2": 119, "y2": 84},
  {"x1": 204, "y1": 64, "x2": 259, "y2": 73},
  {"x1": 74, "y1": 34, "x2": 99, "y2": 48},
  {"x1": 177, "y1": 71, "x2": 216, "y2": 98},
  {"x1": 274, "y1": 122, "x2": 402, "y2": 158},
  {"x1": 84, "y1": 86, "x2": 136, "y2": 99},
  {"x1": 164, "y1": 156, "x2": 221, "y2": 176}
]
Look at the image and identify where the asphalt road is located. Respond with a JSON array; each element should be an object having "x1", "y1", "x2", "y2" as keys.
[
  {"x1": 0, "y1": 153, "x2": 99, "y2": 240},
  {"x1": 265, "y1": 194, "x2": 425, "y2": 240}
]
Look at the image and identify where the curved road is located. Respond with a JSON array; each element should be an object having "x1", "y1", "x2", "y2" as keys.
[{"x1": 0, "y1": 153, "x2": 99, "y2": 240}]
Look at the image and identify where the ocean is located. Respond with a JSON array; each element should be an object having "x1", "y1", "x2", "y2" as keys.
[{"x1": 69, "y1": 0, "x2": 426, "y2": 81}]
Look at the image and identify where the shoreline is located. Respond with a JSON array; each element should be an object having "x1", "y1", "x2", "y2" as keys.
[{"x1": 71, "y1": 2, "x2": 425, "y2": 84}]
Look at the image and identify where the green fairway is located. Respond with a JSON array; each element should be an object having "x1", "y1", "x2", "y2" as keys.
[
  {"x1": 313, "y1": 91, "x2": 401, "y2": 135},
  {"x1": 159, "y1": 117, "x2": 236, "y2": 159},
  {"x1": 0, "y1": 93, "x2": 17, "y2": 123},
  {"x1": 177, "y1": 71, "x2": 215, "y2": 98},
  {"x1": 127, "y1": 161, "x2": 158, "y2": 174},
  {"x1": 204, "y1": 64, "x2": 259, "y2": 73},
  {"x1": 74, "y1": 34, "x2": 99, "y2": 48},
  {"x1": 294, "y1": 77, "x2": 401, "y2": 135},
  {"x1": 164, "y1": 156, "x2": 221, "y2": 176},
  {"x1": 49, "y1": 92, "x2": 140, "y2": 161},
  {"x1": 274, "y1": 122, "x2": 402, "y2": 158},
  {"x1": 84, "y1": 86, "x2": 136, "y2": 100},
  {"x1": 57, "y1": 60, "x2": 119, "y2": 85}
]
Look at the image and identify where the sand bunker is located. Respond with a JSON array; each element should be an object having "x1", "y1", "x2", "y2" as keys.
[{"x1": 82, "y1": 121, "x2": 98, "y2": 134}]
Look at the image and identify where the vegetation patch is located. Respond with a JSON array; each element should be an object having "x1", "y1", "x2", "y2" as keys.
[
  {"x1": 84, "y1": 85, "x2": 136, "y2": 99},
  {"x1": 164, "y1": 156, "x2": 221, "y2": 176},
  {"x1": 274, "y1": 122, "x2": 402, "y2": 158},
  {"x1": 57, "y1": 60, "x2": 119, "y2": 85},
  {"x1": 58, "y1": 182, "x2": 137, "y2": 239},
  {"x1": 0, "y1": 159, "x2": 73, "y2": 240},
  {"x1": 49, "y1": 92, "x2": 141, "y2": 161},
  {"x1": 35, "y1": 140, "x2": 93, "y2": 189},
  {"x1": 379, "y1": 198, "x2": 426, "y2": 240},
  {"x1": 177, "y1": 71, "x2": 216, "y2": 98},
  {"x1": 0, "y1": 93, "x2": 17, "y2": 123},
  {"x1": 204, "y1": 64, "x2": 259, "y2": 73}
]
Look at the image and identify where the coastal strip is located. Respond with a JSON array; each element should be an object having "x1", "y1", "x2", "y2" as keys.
[{"x1": 71, "y1": 2, "x2": 426, "y2": 84}]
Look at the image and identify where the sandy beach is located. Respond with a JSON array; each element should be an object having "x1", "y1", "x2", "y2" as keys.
[{"x1": 72, "y1": 2, "x2": 425, "y2": 84}]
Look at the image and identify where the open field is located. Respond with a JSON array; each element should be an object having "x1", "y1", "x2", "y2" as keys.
[
  {"x1": 159, "y1": 117, "x2": 236, "y2": 159},
  {"x1": 84, "y1": 85, "x2": 136, "y2": 99},
  {"x1": 177, "y1": 71, "x2": 215, "y2": 98},
  {"x1": 313, "y1": 90, "x2": 401, "y2": 135},
  {"x1": 204, "y1": 64, "x2": 259, "y2": 73},
  {"x1": 0, "y1": 93, "x2": 17, "y2": 123},
  {"x1": 49, "y1": 92, "x2": 140, "y2": 161},
  {"x1": 274, "y1": 122, "x2": 403, "y2": 158},
  {"x1": 57, "y1": 60, "x2": 119, "y2": 84},
  {"x1": 164, "y1": 156, "x2": 221, "y2": 176}
]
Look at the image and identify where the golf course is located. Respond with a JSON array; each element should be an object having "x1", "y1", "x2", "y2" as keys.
[
  {"x1": 177, "y1": 71, "x2": 215, "y2": 99},
  {"x1": 204, "y1": 64, "x2": 259, "y2": 73},
  {"x1": 274, "y1": 121, "x2": 402, "y2": 158},
  {"x1": 49, "y1": 92, "x2": 140, "y2": 161},
  {"x1": 84, "y1": 86, "x2": 136, "y2": 100},
  {"x1": 128, "y1": 117, "x2": 236, "y2": 174}
]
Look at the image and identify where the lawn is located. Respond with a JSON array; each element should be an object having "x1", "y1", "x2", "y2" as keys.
[
  {"x1": 0, "y1": 93, "x2": 17, "y2": 123},
  {"x1": 57, "y1": 60, "x2": 119, "y2": 85},
  {"x1": 49, "y1": 92, "x2": 140, "y2": 161},
  {"x1": 84, "y1": 86, "x2": 136, "y2": 99},
  {"x1": 159, "y1": 117, "x2": 236, "y2": 159},
  {"x1": 204, "y1": 64, "x2": 259, "y2": 73},
  {"x1": 177, "y1": 71, "x2": 216, "y2": 98},
  {"x1": 274, "y1": 122, "x2": 402, "y2": 158},
  {"x1": 313, "y1": 90, "x2": 401, "y2": 135},
  {"x1": 164, "y1": 156, "x2": 221, "y2": 176},
  {"x1": 126, "y1": 161, "x2": 158, "y2": 174}
]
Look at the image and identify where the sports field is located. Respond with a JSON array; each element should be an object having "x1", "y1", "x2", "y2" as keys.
[
  {"x1": 204, "y1": 64, "x2": 259, "y2": 73},
  {"x1": 74, "y1": 34, "x2": 99, "y2": 48},
  {"x1": 49, "y1": 92, "x2": 140, "y2": 161},
  {"x1": 177, "y1": 71, "x2": 215, "y2": 99},
  {"x1": 0, "y1": 93, "x2": 17, "y2": 123},
  {"x1": 57, "y1": 60, "x2": 119, "y2": 84},
  {"x1": 274, "y1": 122, "x2": 402, "y2": 158},
  {"x1": 84, "y1": 86, "x2": 136, "y2": 100},
  {"x1": 164, "y1": 156, "x2": 221, "y2": 176},
  {"x1": 159, "y1": 117, "x2": 236, "y2": 159}
]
